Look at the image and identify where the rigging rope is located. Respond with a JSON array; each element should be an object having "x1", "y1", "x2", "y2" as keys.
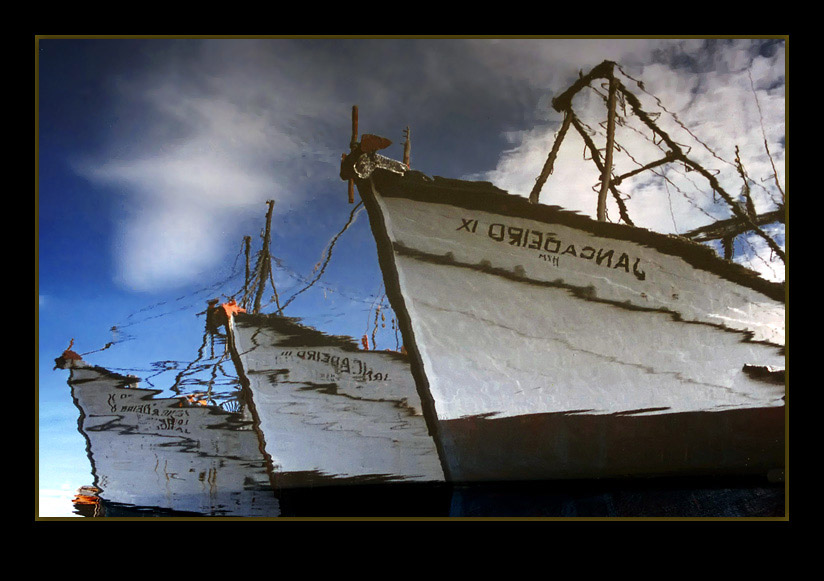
[
  {"x1": 553, "y1": 63, "x2": 785, "y2": 264},
  {"x1": 278, "y1": 200, "x2": 364, "y2": 312}
]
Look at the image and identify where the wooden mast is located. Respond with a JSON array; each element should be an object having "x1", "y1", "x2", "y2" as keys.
[
  {"x1": 348, "y1": 106, "x2": 358, "y2": 203},
  {"x1": 252, "y1": 200, "x2": 275, "y2": 314},
  {"x1": 529, "y1": 111, "x2": 571, "y2": 204},
  {"x1": 529, "y1": 60, "x2": 784, "y2": 263},
  {"x1": 403, "y1": 126, "x2": 411, "y2": 167},
  {"x1": 597, "y1": 74, "x2": 619, "y2": 222}
]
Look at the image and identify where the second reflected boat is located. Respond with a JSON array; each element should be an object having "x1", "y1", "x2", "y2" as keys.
[{"x1": 224, "y1": 310, "x2": 446, "y2": 489}]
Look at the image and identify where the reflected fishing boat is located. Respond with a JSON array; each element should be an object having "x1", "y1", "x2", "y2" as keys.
[
  {"x1": 54, "y1": 345, "x2": 280, "y2": 517},
  {"x1": 204, "y1": 199, "x2": 445, "y2": 493},
  {"x1": 218, "y1": 306, "x2": 446, "y2": 489},
  {"x1": 339, "y1": 61, "x2": 786, "y2": 484}
]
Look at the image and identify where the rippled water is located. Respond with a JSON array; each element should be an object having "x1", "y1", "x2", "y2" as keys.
[
  {"x1": 37, "y1": 38, "x2": 789, "y2": 522},
  {"x1": 51, "y1": 313, "x2": 784, "y2": 519},
  {"x1": 41, "y1": 185, "x2": 785, "y2": 519}
]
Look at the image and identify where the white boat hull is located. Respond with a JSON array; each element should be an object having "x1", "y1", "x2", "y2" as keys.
[
  {"x1": 62, "y1": 361, "x2": 280, "y2": 516},
  {"x1": 358, "y1": 169, "x2": 785, "y2": 482},
  {"x1": 226, "y1": 313, "x2": 446, "y2": 486}
]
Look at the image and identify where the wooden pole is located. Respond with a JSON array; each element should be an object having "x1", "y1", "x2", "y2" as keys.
[
  {"x1": 537, "y1": 60, "x2": 781, "y2": 261},
  {"x1": 529, "y1": 110, "x2": 572, "y2": 204},
  {"x1": 242, "y1": 235, "x2": 252, "y2": 310},
  {"x1": 682, "y1": 207, "x2": 784, "y2": 243},
  {"x1": 597, "y1": 75, "x2": 618, "y2": 222},
  {"x1": 612, "y1": 153, "x2": 675, "y2": 186},
  {"x1": 403, "y1": 126, "x2": 411, "y2": 167},
  {"x1": 253, "y1": 200, "x2": 275, "y2": 314},
  {"x1": 350, "y1": 105, "x2": 359, "y2": 150},
  {"x1": 348, "y1": 175, "x2": 355, "y2": 204},
  {"x1": 569, "y1": 113, "x2": 634, "y2": 225},
  {"x1": 615, "y1": 82, "x2": 785, "y2": 262},
  {"x1": 348, "y1": 106, "x2": 358, "y2": 203}
]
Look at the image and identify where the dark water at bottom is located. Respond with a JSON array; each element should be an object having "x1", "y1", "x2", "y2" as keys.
[{"x1": 71, "y1": 477, "x2": 784, "y2": 519}]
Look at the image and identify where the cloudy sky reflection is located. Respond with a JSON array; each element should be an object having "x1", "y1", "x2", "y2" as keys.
[{"x1": 37, "y1": 37, "x2": 786, "y2": 516}]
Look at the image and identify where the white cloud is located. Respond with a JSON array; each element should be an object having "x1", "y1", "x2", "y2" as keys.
[
  {"x1": 480, "y1": 40, "x2": 785, "y2": 235},
  {"x1": 76, "y1": 41, "x2": 348, "y2": 292},
  {"x1": 73, "y1": 38, "x2": 785, "y2": 291}
]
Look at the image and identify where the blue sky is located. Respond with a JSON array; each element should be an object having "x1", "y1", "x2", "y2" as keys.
[{"x1": 36, "y1": 37, "x2": 786, "y2": 516}]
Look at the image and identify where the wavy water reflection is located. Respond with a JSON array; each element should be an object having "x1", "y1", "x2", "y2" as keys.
[
  {"x1": 53, "y1": 312, "x2": 784, "y2": 519},
  {"x1": 227, "y1": 312, "x2": 445, "y2": 488},
  {"x1": 58, "y1": 354, "x2": 279, "y2": 517}
]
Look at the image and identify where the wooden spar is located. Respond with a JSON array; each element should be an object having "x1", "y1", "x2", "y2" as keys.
[
  {"x1": 350, "y1": 105, "x2": 359, "y2": 150},
  {"x1": 597, "y1": 75, "x2": 619, "y2": 222},
  {"x1": 403, "y1": 126, "x2": 411, "y2": 167},
  {"x1": 532, "y1": 60, "x2": 632, "y2": 224},
  {"x1": 242, "y1": 235, "x2": 252, "y2": 310},
  {"x1": 253, "y1": 200, "x2": 275, "y2": 314},
  {"x1": 534, "y1": 60, "x2": 783, "y2": 261},
  {"x1": 569, "y1": 112, "x2": 634, "y2": 225},
  {"x1": 530, "y1": 62, "x2": 617, "y2": 205},
  {"x1": 348, "y1": 106, "x2": 359, "y2": 203},
  {"x1": 551, "y1": 60, "x2": 617, "y2": 113},
  {"x1": 612, "y1": 78, "x2": 785, "y2": 263},
  {"x1": 529, "y1": 110, "x2": 571, "y2": 204},
  {"x1": 612, "y1": 153, "x2": 675, "y2": 185},
  {"x1": 682, "y1": 207, "x2": 785, "y2": 243}
]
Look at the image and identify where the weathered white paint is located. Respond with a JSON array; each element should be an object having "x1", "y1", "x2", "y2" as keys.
[
  {"x1": 65, "y1": 362, "x2": 279, "y2": 516},
  {"x1": 228, "y1": 315, "x2": 445, "y2": 484},
  {"x1": 368, "y1": 179, "x2": 785, "y2": 423}
]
